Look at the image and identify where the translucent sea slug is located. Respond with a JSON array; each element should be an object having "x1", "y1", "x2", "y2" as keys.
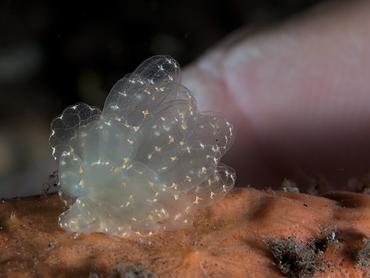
[{"x1": 50, "y1": 55, "x2": 236, "y2": 237}]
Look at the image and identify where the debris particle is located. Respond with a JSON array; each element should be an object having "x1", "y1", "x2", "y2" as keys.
[{"x1": 280, "y1": 178, "x2": 300, "y2": 193}]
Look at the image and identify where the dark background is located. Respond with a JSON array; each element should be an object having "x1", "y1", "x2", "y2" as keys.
[{"x1": 0, "y1": 0, "x2": 325, "y2": 198}]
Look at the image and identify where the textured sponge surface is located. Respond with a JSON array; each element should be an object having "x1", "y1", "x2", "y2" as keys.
[{"x1": 0, "y1": 189, "x2": 369, "y2": 277}]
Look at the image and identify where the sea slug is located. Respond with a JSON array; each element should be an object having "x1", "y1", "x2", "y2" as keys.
[{"x1": 49, "y1": 55, "x2": 235, "y2": 237}]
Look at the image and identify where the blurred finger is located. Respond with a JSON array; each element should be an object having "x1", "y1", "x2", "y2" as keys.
[{"x1": 183, "y1": 0, "x2": 370, "y2": 192}]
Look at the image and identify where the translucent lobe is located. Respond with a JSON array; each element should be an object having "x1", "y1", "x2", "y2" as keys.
[
  {"x1": 80, "y1": 118, "x2": 136, "y2": 166},
  {"x1": 59, "y1": 149, "x2": 84, "y2": 197},
  {"x1": 103, "y1": 56, "x2": 182, "y2": 124},
  {"x1": 50, "y1": 55, "x2": 236, "y2": 237},
  {"x1": 136, "y1": 100, "x2": 195, "y2": 174},
  {"x1": 188, "y1": 112, "x2": 234, "y2": 157},
  {"x1": 133, "y1": 55, "x2": 181, "y2": 84},
  {"x1": 50, "y1": 103, "x2": 101, "y2": 160}
]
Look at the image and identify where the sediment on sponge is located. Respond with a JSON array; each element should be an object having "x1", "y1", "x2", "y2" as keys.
[
  {"x1": 354, "y1": 238, "x2": 370, "y2": 268},
  {"x1": 89, "y1": 264, "x2": 157, "y2": 278},
  {"x1": 264, "y1": 232, "x2": 336, "y2": 278}
]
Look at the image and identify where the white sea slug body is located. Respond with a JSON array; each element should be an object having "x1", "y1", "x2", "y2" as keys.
[{"x1": 50, "y1": 56, "x2": 236, "y2": 237}]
